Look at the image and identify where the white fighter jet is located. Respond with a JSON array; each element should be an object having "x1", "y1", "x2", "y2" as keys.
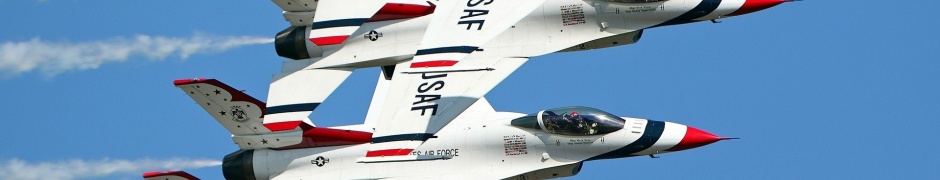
[
  {"x1": 145, "y1": 78, "x2": 736, "y2": 179},
  {"x1": 258, "y1": 0, "x2": 789, "y2": 145},
  {"x1": 145, "y1": 0, "x2": 788, "y2": 178}
]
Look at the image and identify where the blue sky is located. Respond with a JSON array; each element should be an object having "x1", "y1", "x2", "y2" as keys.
[{"x1": 1, "y1": 0, "x2": 938, "y2": 179}]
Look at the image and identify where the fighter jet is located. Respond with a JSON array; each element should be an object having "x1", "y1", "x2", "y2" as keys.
[
  {"x1": 259, "y1": 0, "x2": 791, "y2": 145},
  {"x1": 144, "y1": 78, "x2": 736, "y2": 179},
  {"x1": 255, "y1": 0, "x2": 787, "y2": 168}
]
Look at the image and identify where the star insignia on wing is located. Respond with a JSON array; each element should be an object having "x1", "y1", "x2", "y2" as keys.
[{"x1": 313, "y1": 156, "x2": 329, "y2": 167}]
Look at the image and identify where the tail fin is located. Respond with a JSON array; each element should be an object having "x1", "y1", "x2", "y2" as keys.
[
  {"x1": 143, "y1": 171, "x2": 199, "y2": 180},
  {"x1": 174, "y1": 78, "x2": 272, "y2": 135}
]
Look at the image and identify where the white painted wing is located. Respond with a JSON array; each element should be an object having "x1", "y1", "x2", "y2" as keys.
[
  {"x1": 409, "y1": 0, "x2": 547, "y2": 67},
  {"x1": 365, "y1": 57, "x2": 528, "y2": 158},
  {"x1": 362, "y1": 0, "x2": 547, "y2": 159},
  {"x1": 307, "y1": 0, "x2": 388, "y2": 46}
]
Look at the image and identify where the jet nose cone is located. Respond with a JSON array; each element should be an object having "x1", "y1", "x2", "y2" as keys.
[
  {"x1": 666, "y1": 126, "x2": 733, "y2": 152},
  {"x1": 727, "y1": 0, "x2": 790, "y2": 16}
]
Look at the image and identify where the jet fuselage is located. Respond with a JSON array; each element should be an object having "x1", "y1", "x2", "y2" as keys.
[
  {"x1": 276, "y1": 0, "x2": 779, "y2": 70},
  {"x1": 225, "y1": 106, "x2": 728, "y2": 179}
]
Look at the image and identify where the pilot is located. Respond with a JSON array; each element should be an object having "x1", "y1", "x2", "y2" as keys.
[
  {"x1": 570, "y1": 111, "x2": 593, "y2": 135},
  {"x1": 566, "y1": 111, "x2": 584, "y2": 134}
]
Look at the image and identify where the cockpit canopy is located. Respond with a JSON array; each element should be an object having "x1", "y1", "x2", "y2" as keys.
[{"x1": 511, "y1": 107, "x2": 625, "y2": 136}]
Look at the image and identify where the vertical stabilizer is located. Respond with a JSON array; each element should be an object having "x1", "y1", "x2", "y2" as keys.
[{"x1": 265, "y1": 68, "x2": 354, "y2": 131}]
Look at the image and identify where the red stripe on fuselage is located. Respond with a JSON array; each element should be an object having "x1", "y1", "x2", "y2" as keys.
[
  {"x1": 368, "y1": 3, "x2": 436, "y2": 22},
  {"x1": 310, "y1": 36, "x2": 349, "y2": 46},
  {"x1": 302, "y1": 127, "x2": 372, "y2": 142},
  {"x1": 366, "y1": 149, "x2": 414, "y2": 157},
  {"x1": 410, "y1": 60, "x2": 458, "y2": 68},
  {"x1": 273, "y1": 126, "x2": 373, "y2": 150}
]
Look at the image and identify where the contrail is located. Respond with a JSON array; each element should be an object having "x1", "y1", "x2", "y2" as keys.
[
  {"x1": 0, "y1": 158, "x2": 222, "y2": 180},
  {"x1": 0, "y1": 33, "x2": 274, "y2": 77}
]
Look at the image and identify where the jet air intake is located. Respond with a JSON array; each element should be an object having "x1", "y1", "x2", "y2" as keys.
[{"x1": 274, "y1": 26, "x2": 324, "y2": 60}]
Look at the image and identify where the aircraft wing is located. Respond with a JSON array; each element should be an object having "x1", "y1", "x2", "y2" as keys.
[
  {"x1": 407, "y1": 0, "x2": 546, "y2": 67},
  {"x1": 362, "y1": 57, "x2": 528, "y2": 162},
  {"x1": 305, "y1": 0, "x2": 388, "y2": 46},
  {"x1": 361, "y1": 0, "x2": 546, "y2": 162}
]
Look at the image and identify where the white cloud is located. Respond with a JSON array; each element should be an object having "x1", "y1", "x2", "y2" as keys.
[
  {"x1": 0, "y1": 158, "x2": 222, "y2": 180},
  {"x1": 0, "y1": 33, "x2": 273, "y2": 77}
]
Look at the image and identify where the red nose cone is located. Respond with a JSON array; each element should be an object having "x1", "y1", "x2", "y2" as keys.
[
  {"x1": 667, "y1": 126, "x2": 725, "y2": 152},
  {"x1": 727, "y1": 0, "x2": 788, "y2": 16}
]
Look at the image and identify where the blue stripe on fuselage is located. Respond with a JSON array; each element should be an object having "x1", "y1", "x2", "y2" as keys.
[
  {"x1": 587, "y1": 120, "x2": 666, "y2": 161},
  {"x1": 652, "y1": 0, "x2": 722, "y2": 28}
]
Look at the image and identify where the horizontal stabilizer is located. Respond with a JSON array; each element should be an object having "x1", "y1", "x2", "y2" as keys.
[
  {"x1": 231, "y1": 130, "x2": 303, "y2": 149},
  {"x1": 142, "y1": 171, "x2": 199, "y2": 180},
  {"x1": 174, "y1": 78, "x2": 271, "y2": 135},
  {"x1": 271, "y1": 0, "x2": 319, "y2": 12}
]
